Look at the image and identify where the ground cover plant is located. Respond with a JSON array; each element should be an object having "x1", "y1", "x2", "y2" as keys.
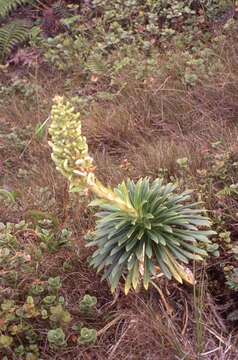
[{"x1": 1, "y1": 0, "x2": 238, "y2": 359}]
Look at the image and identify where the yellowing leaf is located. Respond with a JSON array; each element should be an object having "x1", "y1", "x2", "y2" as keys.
[{"x1": 0, "y1": 335, "x2": 13, "y2": 348}]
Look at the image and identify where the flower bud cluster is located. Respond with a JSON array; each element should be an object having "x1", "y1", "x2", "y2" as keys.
[
  {"x1": 49, "y1": 96, "x2": 94, "y2": 192},
  {"x1": 49, "y1": 96, "x2": 138, "y2": 217}
]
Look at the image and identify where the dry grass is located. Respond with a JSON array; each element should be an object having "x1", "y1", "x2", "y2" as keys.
[
  {"x1": 81, "y1": 31, "x2": 238, "y2": 190},
  {"x1": 1, "y1": 31, "x2": 238, "y2": 359},
  {"x1": 33, "y1": 256, "x2": 238, "y2": 359}
]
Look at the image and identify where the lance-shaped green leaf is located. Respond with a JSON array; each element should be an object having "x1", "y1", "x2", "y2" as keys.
[{"x1": 88, "y1": 178, "x2": 215, "y2": 293}]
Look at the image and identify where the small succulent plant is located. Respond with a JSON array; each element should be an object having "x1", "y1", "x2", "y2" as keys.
[
  {"x1": 0, "y1": 335, "x2": 13, "y2": 348},
  {"x1": 43, "y1": 295, "x2": 57, "y2": 305},
  {"x1": 48, "y1": 276, "x2": 62, "y2": 291},
  {"x1": 49, "y1": 304, "x2": 71, "y2": 325},
  {"x1": 225, "y1": 267, "x2": 238, "y2": 291},
  {"x1": 78, "y1": 327, "x2": 97, "y2": 345},
  {"x1": 47, "y1": 328, "x2": 66, "y2": 347},
  {"x1": 30, "y1": 284, "x2": 44, "y2": 296},
  {"x1": 79, "y1": 294, "x2": 97, "y2": 314}
]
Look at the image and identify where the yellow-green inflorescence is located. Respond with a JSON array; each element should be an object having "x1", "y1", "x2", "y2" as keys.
[
  {"x1": 49, "y1": 96, "x2": 137, "y2": 217},
  {"x1": 49, "y1": 96, "x2": 95, "y2": 193}
]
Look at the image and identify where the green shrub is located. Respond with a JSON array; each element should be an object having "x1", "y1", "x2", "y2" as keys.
[
  {"x1": 88, "y1": 178, "x2": 215, "y2": 293},
  {"x1": 49, "y1": 96, "x2": 216, "y2": 294}
]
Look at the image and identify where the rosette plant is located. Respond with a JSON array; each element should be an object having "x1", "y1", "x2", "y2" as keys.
[{"x1": 49, "y1": 97, "x2": 215, "y2": 294}]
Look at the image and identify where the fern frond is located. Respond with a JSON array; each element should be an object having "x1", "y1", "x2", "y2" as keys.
[
  {"x1": 0, "y1": 21, "x2": 29, "y2": 62},
  {"x1": 86, "y1": 56, "x2": 108, "y2": 76},
  {"x1": 52, "y1": 0, "x2": 70, "y2": 18},
  {"x1": 0, "y1": 0, "x2": 33, "y2": 18}
]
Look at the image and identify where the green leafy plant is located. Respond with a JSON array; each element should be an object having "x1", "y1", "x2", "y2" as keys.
[
  {"x1": 78, "y1": 327, "x2": 97, "y2": 345},
  {"x1": 18, "y1": 296, "x2": 39, "y2": 318},
  {"x1": 0, "y1": 126, "x2": 28, "y2": 151},
  {"x1": 48, "y1": 276, "x2": 62, "y2": 291},
  {"x1": 0, "y1": 335, "x2": 13, "y2": 348},
  {"x1": 43, "y1": 295, "x2": 57, "y2": 305},
  {"x1": 79, "y1": 294, "x2": 97, "y2": 314},
  {"x1": 176, "y1": 157, "x2": 189, "y2": 170},
  {"x1": 0, "y1": 77, "x2": 42, "y2": 106},
  {"x1": 0, "y1": 219, "x2": 75, "y2": 356},
  {"x1": 0, "y1": 21, "x2": 29, "y2": 63},
  {"x1": 38, "y1": 0, "x2": 213, "y2": 75},
  {"x1": 36, "y1": 226, "x2": 71, "y2": 253},
  {"x1": 0, "y1": 297, "x2": 40, "y2": 350},
  {"x1": 49, "y1": 96, "x2": 215, "y2": 294},
  {"x1": 30, "y1": 284, "x2": 44, "y2": 296},
  {"x1": 47, "y1": 328, "x2": 66, "y2": 347},
  {"x1": 25, "y1": 352, "x2": 38, "y2": 360},
  {"x1": 225, "y1": 267, "x2": 238, "y2": 291},
  {"x1": 49, "y1": 304, "x2": 71, "y2": 326},
  {"x1": 88, "y1": 178, "x2": 216, "y2": 293}
]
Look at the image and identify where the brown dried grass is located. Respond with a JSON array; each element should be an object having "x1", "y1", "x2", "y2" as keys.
[{"x1": 1, "y1": 32, "x2": 238, "y2": 359}]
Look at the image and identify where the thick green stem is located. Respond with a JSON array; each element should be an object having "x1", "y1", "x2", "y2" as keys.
[
  {"x1": 89, "y1": 180, "x2": 138, "y2": 218},
  {"x1": 49, "y1": 96, "x2": 138, "y2": 218}
]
